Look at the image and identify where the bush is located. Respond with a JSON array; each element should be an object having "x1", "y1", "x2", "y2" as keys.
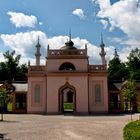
[{"x1": 123, "y1": 120, "x2": 140, "y2": 140}]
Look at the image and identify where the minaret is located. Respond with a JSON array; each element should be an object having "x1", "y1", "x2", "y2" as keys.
[
  {"x1": 99, "y1": 34, "x2": 106, "y2": 65},
  {"x1": 35, "y1": 37, "x2": 41, "y2": 66},
  {"x1": 114, "y1": 48, "x2": 119, "y2": 58}
]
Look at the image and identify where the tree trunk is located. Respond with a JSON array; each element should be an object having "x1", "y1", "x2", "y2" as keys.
[
  {"x1": 0, "y1": 103, "x2": 4, "y2": 121},
  {"x1": 130, "y1": 100, "x2": 133, "y2": 120},
  {"x1": 1, "y1": 113, "x2": 3, "y2": 121}
]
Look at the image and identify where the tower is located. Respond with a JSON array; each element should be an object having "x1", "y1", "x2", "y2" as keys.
[
  {"x1": 114, "y1": 48, "x2": 119, "y2": 58},
  {"x1": 35, "y1": 37, "x2": 41, "y2": 66},
  {"x1": 99, "y1": 34, "x2": 106, "y2": 65}
]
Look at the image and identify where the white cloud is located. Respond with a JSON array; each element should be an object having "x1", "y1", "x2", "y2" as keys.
[
  {"x1": 7, "y1": 11, "x2": 37, "y2": 28},
  {"x1": 93, "y1": 0, "x2": 111, "y2": 10},
  {"x1": 39, "y1": 22, "x2": 43, "y2": 25},
  {"x1": 0, "y1": 31, "x2": 47, "y2": 65},
  {"x1": 48, "y1": 36, "x2": 67, "y2": 49},
  {"x1": 0, "y1": 52, "x2": 4, "y2": 62},
  {"x1": 1, "y1": 31, "x2": 113, "y2": 64},
  {"x1": 48, "y1": 36, "x2": 104, "y2": 64},
  {"x1": 94, "y1": 0, "x2": 140, "y2": 41},
  {"x1": 92, "y1": 0, "x2": 140, "y2": 61},
  {"x1": 72, "y1": 9, "x2": 86, "y2": 19},
  {"x1": 99, "y1": 19, "x2": 108, "y2": 29}
]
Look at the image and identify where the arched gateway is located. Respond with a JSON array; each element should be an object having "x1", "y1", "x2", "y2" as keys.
[{"x1": 59, "y1": 82, "x2": 76, "y2": 113}]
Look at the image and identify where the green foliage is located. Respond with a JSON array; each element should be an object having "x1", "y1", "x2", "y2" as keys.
[
  {"x1": 0, "y1": 88, "x2": 12, "y2": 105},
  {"x1": 0, "y1": 50, "x2": 27, "y2": 81},
  {"x1": 121, "y1": 80, "x2": 137, "y2": 102},
  {"x1": 15, "y1": 64, "x2": 28, "y2": 81},
  {"x1": 123, "y1": 120, "x2": 140, "y2": 140},
  {"x1": 0, "y1": 62, "x2": 9, "y2": 81},
  {"x1": 108, "y1": 48, "x2": 140, "y2": 80},
  {"x1": 3, "y1": 50, "x2": 21, "y2": 81},
  {"x1": 7, "y1": 103, "x2": 12, "y2": 111},
  {"x1": 0, "y1": 87, "x2": 12, "y2": 121},
  {"x1": 108, "y1": 55, "x2": 127, "y2": 80},
  {"x1": 127, "y1": 48, "x2": 140, "y2": 80}
]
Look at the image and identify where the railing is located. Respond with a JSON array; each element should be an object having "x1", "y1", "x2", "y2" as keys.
[
  {"x1": 28, "y1": 66, "x2": 46, "y2": 72},
  {"x1": 48, "y1": 49, "x2": 87, "y2": 57},
  {"x1": 28, "y1": 65, "x2": 106, "y2": 73},
  {"x1": 89, "y1": 65, "x2": 107, "y2": 72}
]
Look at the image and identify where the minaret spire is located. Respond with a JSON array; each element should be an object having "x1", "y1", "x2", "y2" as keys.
[
  {"x1": 69, "y1": 28, "x2": 71, "y2": 41},
  {"x1": 65, "y1": 28, "x2": 74, "y2": 47},
  {"x1": 114, "y1": 48, "x2": 119, "y2": 58},
  {"x1": 99, "y1": 34, "x2": 106, "y2": 65},
  {"x1": 101, "y1": 33, "x2": 104, "y2": 45},
  {"x1": 37, "y1": 36, "x2": 40, "y2": 45},
  {"x1": 35, "y1": 36, "x2": 41, "y2": 66}
]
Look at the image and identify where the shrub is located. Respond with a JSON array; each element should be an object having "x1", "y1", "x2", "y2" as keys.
[{"x1": 123, "y1": 120, "x2": 140, "y2": 140}]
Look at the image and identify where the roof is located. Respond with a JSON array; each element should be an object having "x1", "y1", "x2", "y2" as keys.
[
  {"x1": 0, "y1": 83, "x2": 27, "y2": 92},
  {"x1": 108, "y1": 81, "x2": 122, "y2": 91},
  {"x1": 108, "y1": 80, "x2": 140, "y2": 91},
  {"x1": 13, "y1": 83, "x2": 27, "y2": 92}
]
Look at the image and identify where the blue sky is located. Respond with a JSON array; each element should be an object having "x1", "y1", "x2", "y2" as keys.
[{"x1": 0, "y1": 0, "x2": 140, "y2": 64}]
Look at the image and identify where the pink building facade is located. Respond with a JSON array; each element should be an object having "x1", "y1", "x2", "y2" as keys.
[{"x1": 27, "y1": 37, "x2": 108, "y2": 114}]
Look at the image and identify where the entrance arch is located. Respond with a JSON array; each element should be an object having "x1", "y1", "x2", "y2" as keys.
[{"x1": 59, "y1": 82, "x2": 76, "y2": 113}]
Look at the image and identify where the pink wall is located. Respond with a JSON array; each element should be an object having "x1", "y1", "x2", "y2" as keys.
[
  {"x1": 27, "y1": 77, "x2": 46, "y2": 114},
  {"x1": 27, "y1": 74, "x2": 108, "y2": 114},
  {"x1": 47, "y1": 59, "x2": 88, "y2": 72},
  {"x1": 27, "y1": 50, "x2": 108, "y2": 114},
  {"x1": 47, "y1": 75, "x2": 89, "y2": 114},
  {"x1": 89, "y1": 76, "x2": 108, "y2": 113}
]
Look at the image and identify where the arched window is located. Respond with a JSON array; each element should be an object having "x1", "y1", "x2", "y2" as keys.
[
  {"x1": 59, "y1": 62, "x2": 76, "y2": 71},
  {"x1": 95, "y1": 84, "x2": 101, "y2": 102},
  {"x1": 34, "y1": 85, "x2": 40, "y2": 103}
]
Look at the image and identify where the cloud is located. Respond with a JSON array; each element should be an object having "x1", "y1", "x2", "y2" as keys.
[
  {"x1": 2, "y1": 29, "x2": 131, "y2": 66},
  {"x1": 7, "y1": 11, "x2": 37, "y2": 28},
  {"x1": 92, "y1": 0, "x2": 140, "y2": 60},
  {"x1": 99, "y1": 19, "x2": 108, "y2": 29},
  {"x1": 39, "y1": 22, "x2": 43, "y2": 25},
  {"x1": 72, "y1": 9, "x2": 86, "y2": 19},
  {"x1": 48, "y1": 36, "x2": 106, "y2": 64},
  {"x1": 0, "y1": 52, "x2": 5, "y2": 62},
  {"x1": 0, "y1": 31, "x2": 48, "y2": 65},
  {"x1": 94, "y1": 0, "x2": 140, "y2": 40},
  {"x1": 0, "y1": 31, "x2": 113, "y2": 64}
]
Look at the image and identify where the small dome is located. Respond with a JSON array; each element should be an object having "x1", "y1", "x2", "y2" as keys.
[{"x1": 60, "y1": 40, "x2": 77, "y2": 50}]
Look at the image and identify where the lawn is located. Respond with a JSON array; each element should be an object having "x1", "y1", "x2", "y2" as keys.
[
  {"x1": 123, "y1": 120, "x2": 140, "y2": 140},
  {"x1": 63, "y1": 103, "x2": 73, "y2": 111}
]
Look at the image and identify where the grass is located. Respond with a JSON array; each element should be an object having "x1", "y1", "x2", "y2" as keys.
[
  {"x1": 63, "y1": 103, "x2": 73, "y2": 110},
  {"x1": 123, "y1": 120, "x2": 140, "y2": 140}
]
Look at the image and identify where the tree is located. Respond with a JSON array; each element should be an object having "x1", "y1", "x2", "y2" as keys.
[
  {"x1": 126, "y1": 48, "x2": 140, "y2": 80},
  {"x1": 0, "y1": 87, "x2": 12, "y2": 121},
  {"x1": 3, "y1": 50, "x2": 21, "y2": 81},
  {"x1": 0, "y1": 50, "x2": 27, "y2": 81},
  {"x1": 0, "y1": 62, "x2": 9, "y2": 81},
  {"x1": 121, "y1": 80, "x2": 137, "y2": 120},
  {"x1": 15, "y1": 64, "x2": 28, "y2": 81},
  {"x1": 108, "y1": 49, "x2": 127, "y2": 80}
]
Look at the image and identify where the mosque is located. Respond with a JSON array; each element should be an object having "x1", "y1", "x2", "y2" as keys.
[{"x1": 27, "y1": 35, "x2": 108, "y2": 114}]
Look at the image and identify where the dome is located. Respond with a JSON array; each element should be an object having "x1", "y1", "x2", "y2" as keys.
[{"x1": 60, "y1": 40, "x2": 77, "y2": 50}]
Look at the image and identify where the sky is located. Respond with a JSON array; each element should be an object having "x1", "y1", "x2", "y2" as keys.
[{"x1": 0, "y1": 0, "x2": 140, "y2": 65}]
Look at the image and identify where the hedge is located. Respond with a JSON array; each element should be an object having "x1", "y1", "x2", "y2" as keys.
[{"x1": 123, "y1": 120, "x2": 140, "y2": 140}]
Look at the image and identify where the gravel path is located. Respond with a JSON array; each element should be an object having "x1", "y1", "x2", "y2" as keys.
[{"x1": 0, "y1": 113, "x2": 140, "y2": 140}]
